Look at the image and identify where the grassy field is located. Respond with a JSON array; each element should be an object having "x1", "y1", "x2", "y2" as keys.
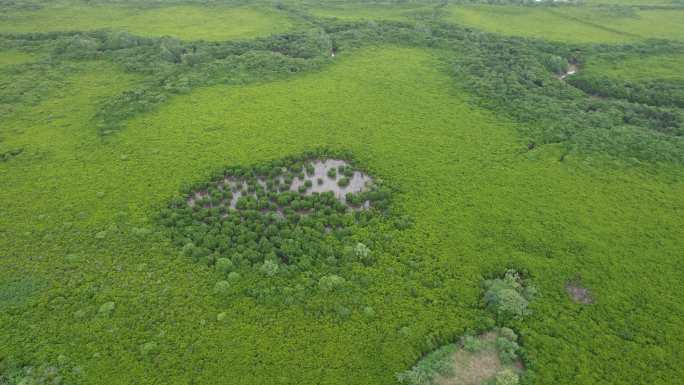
[
  {"x1": 445, "y1": 5, "x2": 684, "y2": 43},
  {"x1": 0, "y1": 3, "x2": 293, "y2": 41},
  {"x1": 557, "y1": 7, "x2": 684, "y2": 41},
  {"x1": 0, "y1": 50, "x2": 38, "y2": 66},
  {"x1": 583, "y1": 53, "x2": 684, "y2": 81},
  {"x1": 2, "y1": 45, "x2": 683, "y2": 384},
  {"x1": 308, "y1": 3, "x2": 432, "y2": 21},
  {"x1": 582, "y1": 0, "x2": 681, "y2": 4}
]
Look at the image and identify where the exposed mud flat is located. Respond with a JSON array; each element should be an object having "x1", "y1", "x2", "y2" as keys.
[{"x1": 435, "y1": 332, "x2": 524, "y2": 385}]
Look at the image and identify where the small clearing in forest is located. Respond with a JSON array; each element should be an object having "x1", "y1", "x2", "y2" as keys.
[{"x1": 436, "y1": 332, "x2": 523, "y2": 385}]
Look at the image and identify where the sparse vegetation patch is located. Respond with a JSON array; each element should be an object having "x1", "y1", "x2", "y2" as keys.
[
  {"x1": 397, "y1": 328, "x2": 525, "y2": 385},
  {"x1": 566, "y1": 280, "x2": 593, "y2": 304}
]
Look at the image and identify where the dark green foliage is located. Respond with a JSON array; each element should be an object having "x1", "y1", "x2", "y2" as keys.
[
  {"x1": 542, "y1": 54, "x2": 569, "y2": 75},
  {"x1": 0, "y1": 357, "x2": 71, "y2": 385},
  {"x1": 214, "y1": 280, "x2": 231, "y2": 296},
  {"x1": 0, "y1": 278, "x2": 44, "y2": 310},
  {"x1": 318, "y1": 274, "x2": 346, "y2": 292},
  {"x1": 483, "y1": 270, "x2": 536, "y2": 323},
  {"x1": 395, "y1": 343, "x2": 457, "y2": 385},
  {"x1": 305, "y1": 163, "x2": 315, "y2": 175},
  {"x1": 462, "y1": 334, "x2": 482, "y2": 352},
  {"x1": 495, "y1": 336, "x2": 520, "y2": 364},
  {"x1": 215, "y1": 257, "x2": 233, "y2": 274},
  {"x1": 569, "y1": 74, "x2": 684, "y2": 110},
  {"x1": 401, "y1": 327, "x2": 523, "y2": 385},
  {"x1": 337, "y1": 176, "x2": 349, "y2": 187},
  {"x1": 0, "y1": 148, "x2": 23, "y2": 162},
  {"x1": 160, "y1": 150, "x2": 396, "y2": 297},
  {"x1": 492, "y1": 369, "x2": 520, "y2": 385}
]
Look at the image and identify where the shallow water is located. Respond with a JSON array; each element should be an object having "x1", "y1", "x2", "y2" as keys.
[
  {"x1": 188, "y1": 159, "x2": 373, "y2": 210},
  {"x1": 290, "y1": 159, "x2": 372, "y2": 200},
  {"x1": 560, "y1": 64, "x2": 578, "y2": 80}
]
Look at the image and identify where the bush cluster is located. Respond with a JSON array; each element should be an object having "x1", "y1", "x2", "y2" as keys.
[
  {"x1": 398, "y1": 327, "x2": 524, "y2": 385},
  {"x1": 158, "y1": 150, "x2": 397, "y2": 298},
  {"x1": 0, "y1": 355, "x2": 73, "y2": 385},
  {"x1": 483, "y1": 269, "x2": 537, "y2": 323},
  {"x1": 0, "y1": 148, "x2": 23, "y2": 162},
  {"x1": 569, "y1": 73, "x2": 684, "y2": 111},
  {"x1": 395, "y1": 343, "x2": 457, "y2": 385}
]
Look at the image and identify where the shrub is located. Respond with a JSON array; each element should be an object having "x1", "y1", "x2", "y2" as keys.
[
  {"x1": 98, "y1": 301, "x2": 116, "y2": 316},
  {"x1": 484, "y1": 283, "x2": 528, "y2": 321},
  {"x1": 227, "y1": 272, "x2": 241, "y2": 282},
  {"x1": 318, "y1": 274, "x2": 345, "y2": 292},
  {"x1": 141, "y1": 341, "x2": 159, "y2": 357},
  {"x1": 317, "y1": 178, "x2": 324, "y2": 185},
  {"x1": 0, "y1": 360, "x2": 66, "y2": 385},
  {"x1": 495, "y1": 337, "x2": 519, "y2": 364},
  {"x1": 260, "y1": 260, "x2": 279, "y2": 277},
  {"x1": 132, "y1": 227, "x2": 152, "y2": 238},
  {"x1": 160, "y1": 153, "x2": 399, "y2": 298},
  {"x1": 338, "y1": 177, "x2": 350, "y2": 187},
  {"x1": 354, "y1": 242, "x2": 370, "y2": 260},
  {"x1": 395, "y1": 215, "x2": 414, "y2": 230},
  {"x1": 214, "y1": 280, "x2": 231, "y2": 296},
  {"x1": 395, "y1": 344, "x2": 457, "y2": 385},
  {"x1": 462, "y1": 335, "x2": 482, "y2": 352},
  {"x1": 543, "y1": 54, "x2": 569, "y2": 75},
  {"x1": 498, "y1": 327, "x2": 517, "y2": 342},
  {"x1": 483, "y1": 269, "x2": 535, "y2": 322},
  {"x1": 215, "y1": 258, "x2": 233, "y2": 274},
  {"x1": 336, "y1": 306, "x2": 351, "y2": 319},
  {"x1": 353, "y1": 242, "x2": 368, "y2": 257},
  {"x1": 493, "y1": 369, "x2": 519, "y2": 385},
  {"x1": 327, "y1": 168, "x2": 337, "y2": 179},
  {"x1": 346, "y1": 192, "x2": 363, "y2": 206}
]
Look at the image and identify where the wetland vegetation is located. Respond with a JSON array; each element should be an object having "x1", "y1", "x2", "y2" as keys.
[{"x1": 1, "y1": 1, "x2": 683, "y2": 385}]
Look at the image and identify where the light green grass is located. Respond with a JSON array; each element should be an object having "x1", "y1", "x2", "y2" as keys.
[
  {"x1": 1, "y1": 47, "x2": 683, "y2": 384},
  {"x1": 445, "y1": 5, "x2": 632, "y2": 43},
  {"x1": 0, "y1": 50, "x2": 38, "y2": 66},
  {"x1": 308, "y1": 3, "x2": 432, "y2": 21},
  {"x1": 558, "y1": 7, "x2": 684, "y2": 40},
  {"x1": 585, "y1": 53, "x2": 684, "y2": 81},
  {"x1": 582, "y1": 0, "x2": 679, "y2": 5},
  {"x1": 0, "y1": 4, "x2": 293, "y2": 41},
  {"x1": 445, "y1": 5, "x2": 684, "y2": 42}
]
